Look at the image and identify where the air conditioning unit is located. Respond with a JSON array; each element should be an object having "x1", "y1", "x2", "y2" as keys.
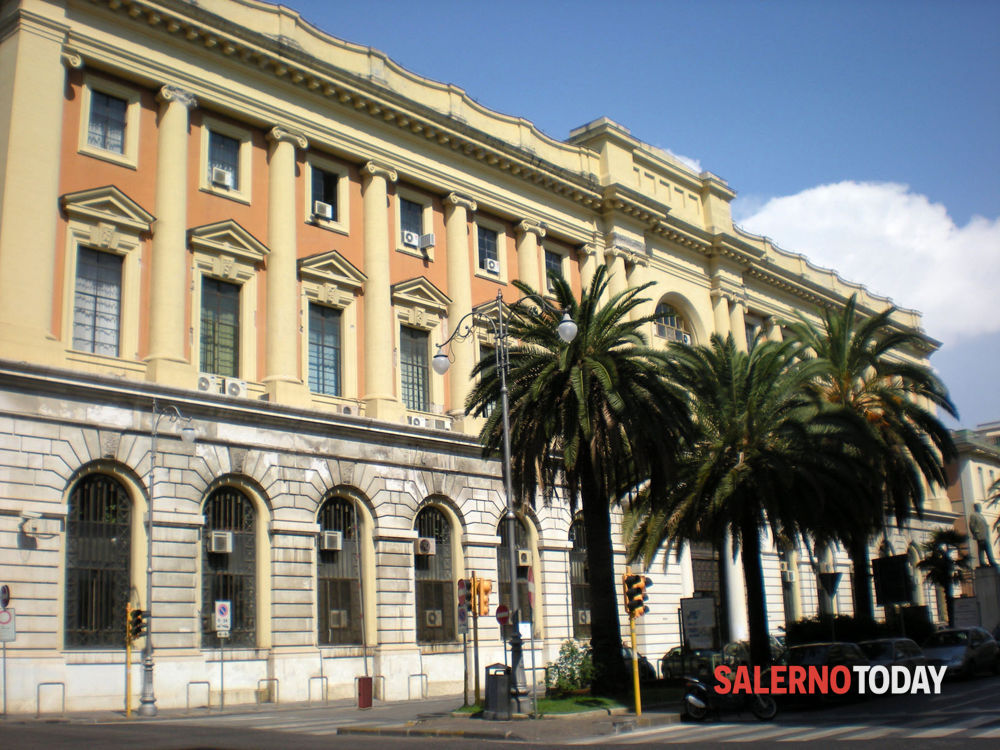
[
  {"x1": 425, "y1": 609, "x2": 443, "y2": 628},
  {"x1": 433, "y1": 418, "x2": 451, "y2": 431},
  {"x1": 224, "y1": 378, "x2": 248, "y2": 399},
  {"x1": 336, "y1": 404, "x2": 355, "y2": 416},
  {"x1": 408, "y1": 415, "x2": 427, "y2": 428},
  {"x1": 401, "y1": 230, "x2": 420, "y2": 247},
  {"x1": 517, "y1": 549, "x2": 531, "y2": 567},
  {"x1": 197, "y1": 373, "x2": 223, "y2": 393},
  {"x1": 319, "y1": 530, "x2": 343, "y2": 551},
  {"x1": 577, "y1": 610, "x2": 591, "y2": 625},
  {"x1": 415, "y1": 537, "x2": 436, "y2": 556},
  {"x1": 681, "y1": 333, "x2": 692, "y2": 344},
  {"x1": 328, "y1": 609, "x2": 348, "y2": 629},
  {"x1": 313, "y1": 200, "x2": 334, "y2": 220},
  {"x1": 779, "y1": 560, "x2": 796, "y2": 583},
  {"x1": 418, "y1": 232, "x2": 435, "y2": 250},
  {"x1": 211, "y1": 167, "x2": 233, "y2": 189},
  {"x1": 485, "y1": 258, "x2": 500, "y2": 274},
  {"x1": 209, "y1": 530, "x2": 233, "y2": 554}
]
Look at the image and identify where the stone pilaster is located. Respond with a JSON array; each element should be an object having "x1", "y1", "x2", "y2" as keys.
[
  {"x1": 360, "y1": 161, "x2": 399, "y2": 420},
  {"x1": 710, "y1": 289, "x2": 731, "y2": 339},
  {"x1": 729, "y1": 296, "x2": 748, "y2": 353},
  {"x1": 444, "y1": 193, "x2": 477, "y2": 428},
  {"x1": 515, "y1": 219, "x2": 545, "y2": 292},
  {"x1": 265, "y1": 126, "x2": 310, "y2": 405},
  {"x1": 147, "y1": 86, "x2": 197, "y2": 385},
  {"x1": 604, "y1": 248, "x2": 628, "y2": 301}
]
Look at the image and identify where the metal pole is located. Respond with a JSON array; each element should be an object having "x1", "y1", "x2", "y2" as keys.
[
  {"x1": 497, "y1": 292, "x2": 526, "y2": 709},
  {"x1": 139, "y1": 401, "x2": 159, "y2": 716},
  {"x1": 630, "y1": 614, "x2": 641, "y2": 717},
  {"x1": 220, "y1": 642, "x2": 225, "y2": 711},
  {"x1": 3, "y1": 641, "x2": 6, "y2": 716},
  {"x1": 352, "y1": 501, "x2": 369, "y2": 678}
]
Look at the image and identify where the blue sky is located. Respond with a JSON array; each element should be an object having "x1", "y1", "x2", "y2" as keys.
[{"x1": 284, "y1": 0, "x2": 999, "y2": 427}]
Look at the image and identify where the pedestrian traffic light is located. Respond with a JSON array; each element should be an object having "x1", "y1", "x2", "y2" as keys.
[
  {"x1": 478, "y1": 578, "x2": 492, "y2": 617},
  {"x1": 623, "y1": 574, "x2": 651, "y2": 619},
  {"x1": 129, "y1": 607, "x2": 147, "y2": 641}
]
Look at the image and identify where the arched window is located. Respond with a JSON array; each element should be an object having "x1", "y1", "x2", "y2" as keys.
[
  {"x1": 65, "y1": 474, "x2": 131, "y2": 648},
  {"x1": 414, "y1": 506, "x2": 455, "y2": 643},
  {"x1": 202, "y1": 487, "x2": 256, "y2": 648},
  {"x1": 654, "y1": 302, "x2": 690, "y2": 343},
  {"x1": 317, "y1": 496, "x2": 362, "y2": 645},
  {"x1": 568, "y1": 520, "x2": 590, "y2": 641},
  {"x1": 497, "y1": 517, "x2": 534, "y2": 626}
]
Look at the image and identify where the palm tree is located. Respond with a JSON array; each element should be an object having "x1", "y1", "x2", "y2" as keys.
[
  {"x1": 786, "y1": 294, "x2": 957, "y2": 622},
  {"x1": 627, "y1": 334, "x2": 874, "y2": 667},
  {"x1": 466, "y1": 265, "x2": 690, "y2": 694},
  {"x1": 916, "y1": 528, "x2": 971, "y2": 626}
]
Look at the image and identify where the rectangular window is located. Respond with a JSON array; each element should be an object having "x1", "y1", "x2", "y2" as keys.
[
  {"x1": 545, "y1": 250, "x2": 563, "y2": 291},
  {"x1": 478, "y1": 226, "x2": 499, "y2": 274},
  {"x1": 73, "y1": 247, "x2": 122, "y2": 357},
  {"x1": 311, "y1": 168, "x2": 338, "y2": 220},
  {"x1": 87, "y1": 91, "x2": 127, "y2": 154},
  {"x1": 208, "y1": 131, "x2": 240, "y2": 190},
  {"x1": 308, "y1": 303, "x2": 342, "y2": 396},
  {"x1": 400, "y1": 198, "x2": 423, "y2": 244},
  {"x1": 400, "y1": 326, "x2": 429, "y2": 412},
  {"x1": 200, "y1": 278, "x2": 240, "y2": 377}
]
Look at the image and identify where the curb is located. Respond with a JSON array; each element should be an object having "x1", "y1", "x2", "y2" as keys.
[{"x1": 337, "y1": 725, "x2": 522, "y2": 740}]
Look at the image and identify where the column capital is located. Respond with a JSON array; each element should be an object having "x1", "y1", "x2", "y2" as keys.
[
  {"x1": 60, "y1": 46, "x2": 83, "y2": 69},
  {"x1": 515, "y1": 219, "x2": 546, "y2": 240},
  {"x1": 444, "y1": 192, "x2": 477, "y2": 213},
  {"x1": 576, "y1": 243, "x2": 599, "y2": 260},
  {"x1": 604, "y1": 246, "x2": 628, "y2": 264},
  {"x1": 361, "y1": 160, "x2": 398, "y2": 184},
  {"x1": 157, "y1": 85, "x2": 197, "y2": 109},
  {"x1": 267, "y1": 125, "x2": 308, "y2": 150}
]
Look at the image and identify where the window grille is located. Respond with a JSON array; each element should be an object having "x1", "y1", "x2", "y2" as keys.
[
  {"x1": 400, "y1": 197, "x2": 422, "y2": 237},
  {"x1": 400, "y1": 327, "x2": 429, "y2": 412},
  {"x1": 201, "y1": 487, "x2": 255, "y2": 648},
  {"x1": 497, "y1": 518, "x2": 533, "y2": 626},
  {"x1": 88, "y1": 91, "x2": 126, "y2": 154},
  {"x1": 544, "y1": 250, "x2": 562, "y2": 291},
  {"x1": 654, "y1": 302, "x2": 688, "y2": 341},
  {"x1": 65, "y1": 474, "x2": 131, "y2": 648},
  {"x1": 317, "y1": 496, "x2": 362, "y2": 645},
  {"x1": 414, "y1": 507, "x2": 454, "y2": 643},
  {"x1": 477, "y1": 226, "x2": 498, "y2": 271},
  {"x1": 73, "y1": 247, "x2": 122, "y2": 357},
  {"x1": 311, "y1": 168, "x2": 338, "y2": 219},
  {"x1": 308, "y1": 303, "x2": 342, "y2": 396},
  {"x1": 208, "y1": 131, "x2": 240, "y2": 189},
  {"x1": 200, "y1": 277, "x2": 240, "y2": 377},
  {"x1": 568, "y1": 520, "x2": 591, "y2": 641}
]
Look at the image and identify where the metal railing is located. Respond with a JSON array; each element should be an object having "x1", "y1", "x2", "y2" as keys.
[
  {"x1": 186, "y1": 680, "x2": 211, "y2": 712},
  {"x1": 36, "y1": 682, "x2": 65, "y2": 718},
  {"x1": 256, "y1": 677, "x2": 279, "y2": 704}
]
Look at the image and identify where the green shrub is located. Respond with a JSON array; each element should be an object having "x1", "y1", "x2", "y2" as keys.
[{"x1": 545, "y1": 639, "x2": 594, "y2": 695}]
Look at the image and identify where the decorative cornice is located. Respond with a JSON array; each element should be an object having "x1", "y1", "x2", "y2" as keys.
[
  {"x1": 267, "y1": 125, "x2": 308, "y2": 150},
  {"x1": 157, "y1": 84, "x2": 197, "y2": 109},
  {"x1": 444, "y1": 192, "x2": 477, "y2": 213},
  {"x1": 515, "y1": 219, "x2": 546, "y2": 240},
  {"x1": 361, "y1": 160, "x2": 398, "y2": 184}
]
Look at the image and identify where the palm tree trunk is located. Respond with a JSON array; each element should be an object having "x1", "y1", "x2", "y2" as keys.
[
  {"x1": 578, "y1": 453, "x2": 627, "y2": 695},
  {"x1": 739, "y1": 519, "x2": 771, "y2": 668},
  {"x1": 945, "y1": 587, "x2": 955, "y2": 627},
  {"x1": 849, "y1": 535, "x2": 875, "y2": 622}
]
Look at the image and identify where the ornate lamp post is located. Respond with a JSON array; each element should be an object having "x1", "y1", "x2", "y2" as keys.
[
  {"x1": 140, "y1": 399, "x2": 196, "y2": 717},
  {"x1": 432, "y1": 289, "x2": 577, "y2": 709}
]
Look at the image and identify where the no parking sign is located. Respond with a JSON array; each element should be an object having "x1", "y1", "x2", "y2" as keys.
[{"x1": 214, "y1": 600, "x2": 231, "y2": 636}]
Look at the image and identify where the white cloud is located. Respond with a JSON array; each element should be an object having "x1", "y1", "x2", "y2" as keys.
[
  {"x1": 736, "y1": 181, "x2": 1000, "y2": 343},
  {"x1": 664, "y1": 149, "x2": 702, "y2": 174}
]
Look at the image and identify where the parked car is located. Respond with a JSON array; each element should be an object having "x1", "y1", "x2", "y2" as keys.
[
  {"x1": 721, "y1": 637, "x2": 785, "y2": 666},
  {"x1": 784, "y1": 642, "x2": 870, "y2": 702},
  {"x1": 660, "y1": 646, "x2": 718, "y2": 678},
  {"x1": 622, "y1": 644, "x2": 657, "y2": 682},
  {"x1": 858, "y1": 637, "x2": 928, "y2": 670},
  {"x1": 922, "y1": 628, "x2": 1000, "y2": 678}
]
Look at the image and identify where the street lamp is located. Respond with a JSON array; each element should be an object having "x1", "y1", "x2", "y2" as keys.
[
  {"x1": 140, "y1": 399, "x2": 196, "y2": 717},
  {"x1": 433, "y1": 289, "x2": 576, "y2": 711}
]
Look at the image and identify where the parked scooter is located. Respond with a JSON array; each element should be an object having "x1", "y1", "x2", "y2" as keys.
[{"x1": 682, "y1": 673, "x2": 778, "y2": 721}]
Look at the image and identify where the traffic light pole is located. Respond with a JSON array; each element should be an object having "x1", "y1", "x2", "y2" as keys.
[
  {"x1": 125, "y1": 604, "x2": 133, "y2": 717},
  {"x1": 629, "y1": 613, "x2": 641, "y2": 717}
]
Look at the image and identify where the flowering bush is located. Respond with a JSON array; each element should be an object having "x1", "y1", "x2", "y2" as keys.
[{"x1": 545, "y1": 639, "x2": 594, "y2": 695}]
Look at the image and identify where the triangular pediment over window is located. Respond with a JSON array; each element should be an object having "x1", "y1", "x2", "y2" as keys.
[
  {"x1": 60, "y1": 185, "x2": 155, "y2": 234},
  {"x1": 391, "y1": 276, "x2": 451, "y2": 316},
  {"x1": 298, "y1": 250, "x2": 367, "y2": 292},
  {"x1": 187, "y1": 220, "x2": 269, "y2": 264}
]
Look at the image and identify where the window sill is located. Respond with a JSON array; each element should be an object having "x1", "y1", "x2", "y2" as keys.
[
  {"x1": 199, "y1": 185, "x2": 251, "y2": 206},
  {"x1": 396, "y1": 244, "x2": 433, "y2": 262},
  {"x1": 308, "y1": 217, "x2": 349, "y2": 236},
  {"x1": 77, "y1": 145, "x2": 137, "y2": 171},
  {"x1": 474, "y1": 270, "x2": 506, "y2": 285},
  {"x1": 418, "y1": 642, "x2": 464, "y2": 654}
]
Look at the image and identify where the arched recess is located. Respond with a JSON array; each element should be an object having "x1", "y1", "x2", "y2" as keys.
[
  {"x1": 198, "y1": 474, "x2": 272, "y2": 649},
  {"x1": 652, "y1": 292, "x2": 708, "y2": 346},
  {"x1": 568, "y1": 517, "x2": 590, "y2": 641},
  {"x1": 413, "y1": 497, "x2": 465, "y2": 644},
  {"x1": 62, "y1": 460, "x2": 149, "y2": 649},
  {"x1": 496, "y1": 509, "x2": 544, "y2": 639},
  {"x1": 315, "y1": 485, "x2": 377, "y2": 649}
]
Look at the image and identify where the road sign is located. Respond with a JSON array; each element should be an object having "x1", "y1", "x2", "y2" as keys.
[
  {"x1": 495, "y1": 604, "x2": 509, "y2": 626},
  {"x1": 818, "y1": 572, "x2": 842, "y2": 598},
  {"x1": 0, "y1": 608, "x2": 15, "y2": 642},
  {"x1": 214, "y1": 600, "x2": 231, "y2": 632},
  {"x1": 0, "y1": 584, "x2": 9, "y2": 609}
]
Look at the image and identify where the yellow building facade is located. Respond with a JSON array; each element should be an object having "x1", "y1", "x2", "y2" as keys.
[{"x1": 0, "y1": 0, "x2": 955, "y2": 713}]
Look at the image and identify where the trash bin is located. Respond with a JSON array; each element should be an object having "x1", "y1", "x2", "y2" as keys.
[
  {"x1": 483, "y1": 663, "x2": 511, "y2": 720},
  {"x1": 357, "y1": 675, "x2": 373, "y2": 709}
]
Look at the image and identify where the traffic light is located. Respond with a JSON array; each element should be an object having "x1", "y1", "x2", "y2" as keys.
[
  {"x1": 623, "y1": 574, "x2": 651, "y2": 619},
  {"x1": 463, "y1": 578, "x2": 474, "y2": 613},
  {"x1": 478, "y1": 578, "x2": 492, "y2": 617},
  {"x1": 128, "y1": 608, "x2": 148, "y2": 642}
]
